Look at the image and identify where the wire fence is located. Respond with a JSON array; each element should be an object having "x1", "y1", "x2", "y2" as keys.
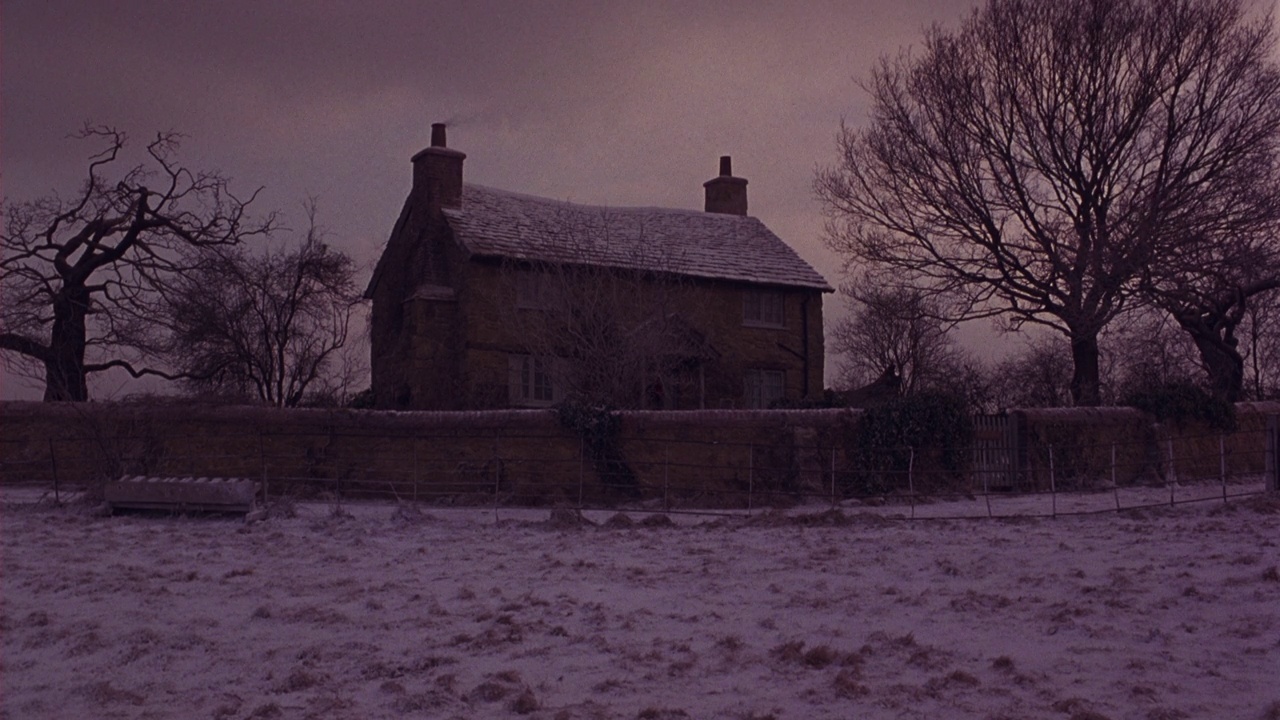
[{"x1": 3, "y1": 419, "x2": 1277, "y2": 521}]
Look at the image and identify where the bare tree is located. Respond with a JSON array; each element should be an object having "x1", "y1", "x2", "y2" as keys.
[
  {"x1": 1139, "y1": 225, "x2": 1280, "y2": 401},
  {"x1": 989, "y1": 337, "x2": 1075, "y2": 409},
  {"x1": 1103, "y1": 308, "x2": 1202, "y2": 396},
  {"x1": 1, "y1": 126, "x2": 269, "y2": 401},
  {"x1": 499, "y1": 218, "x2": 705, "y2": 409},
  {"x1": 164, "y1": 209, "x2": 363, "y2": 407},
  {"x1": 506, "y1": 259, "x2": 702, "y2": 409},
  {"x1": 817, "y1": 0, "x2": 1280, "y2": 406},
  {"x1": 1242, "y1": 287, "x2": 1280, "y2": 399},
  {"x1": 831, "y1": 284, "x2": 966, "y2": 395}
]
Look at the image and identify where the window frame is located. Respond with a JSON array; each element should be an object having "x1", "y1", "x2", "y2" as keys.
[
  {"x1": 742, "y1": 289, "x2": 786, "y2": 328},
  {"x1": 744, "y1": 368, "x2": 786, "y2": 409},
  {"x1": 509, "y1": 354, "x2": 561, "y2": 407}
]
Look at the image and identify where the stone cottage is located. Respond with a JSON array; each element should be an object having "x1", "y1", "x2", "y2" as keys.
[{"x1": 364, "y1": 124, "x2": 832, "y2": 410}]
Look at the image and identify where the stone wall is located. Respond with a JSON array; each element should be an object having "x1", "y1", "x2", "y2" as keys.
[
  {"x1": 2, "y1": 401, "x2": 1275, "y2": 505},
  {"x1": 1013, "y1": 403, "x2": 1280, "y2": 490},
  {"x1": 0, "y1": 402, "x2": 852, "y2": 506}
]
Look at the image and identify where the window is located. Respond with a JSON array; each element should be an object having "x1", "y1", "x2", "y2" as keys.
[
  {"x1": 516, "y1": 271, "x2": 560, "y2": 310},
  {"x1": 743, "y1": 290, "x2": 785, "y2": 327},
  {"x1": 744, "y1": 369, "x2": 786, "y2": 409},
  {"x1": 508, "y1": 354, "x2": 561, "y2": 406}
]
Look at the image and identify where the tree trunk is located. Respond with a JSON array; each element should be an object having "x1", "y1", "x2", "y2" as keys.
[
  {"x1": 1172, "y1": 308, "x2": 1247, "y2": 403},
  {"x1": 1188, "y1": 330, "x2": 1245, "y2": 403},
  {"x1": 42, "y1": 289, "x2": 90, "y2": 402},
  {"x1": 1069, "y1": 333, "x2": 1102, "y2": 407}
]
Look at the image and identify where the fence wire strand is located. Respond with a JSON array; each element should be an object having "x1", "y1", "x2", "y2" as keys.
[{"x1": 3, "y1": 418, "x2": 1277, "y2": 521}]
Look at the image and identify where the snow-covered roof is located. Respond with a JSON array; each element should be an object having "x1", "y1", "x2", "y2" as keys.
[{"x1": 442, "y1": 184, "x2": 832, "y2": 291}]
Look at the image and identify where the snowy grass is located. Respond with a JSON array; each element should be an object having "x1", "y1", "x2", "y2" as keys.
[{"x1": 2, "y1": 487, "x2": 1278, "y2": 719}]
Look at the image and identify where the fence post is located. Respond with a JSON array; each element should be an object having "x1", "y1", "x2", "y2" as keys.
[
  {"x1": 830, "y1": 447, "x2": 837, "y2": 510},
  {"x1": 493, "y1": 431, "x2": 501, "y2": 523},
  {"x1": 1111, "y1": 443, "x2": 1120, "y2": 511},
  {"x1": 333, "y1": 431, "x2": 342, "y2": 498},
  {"x1": 984, "y1": 435, "x2": 993, "y2": 518},
  {"x1": 978, "y1": 413, "x2": 993, "y2": 517},
  {"x1": 981, "y1": 440, "x2": 989, "y2": 495},
  {"x1": 49, "y1": 439, "x2": 60, "y2": 504},
  {"x1": 1167, "y1": 439, "x2": 1176, "y2": 506},
  {"x1": 1048, "y1": 444, "x2": 1056, "y2": 519},
  {"x1": 1267, "y1": 415, "x2": 1279, "y2": 493},
  {"x1": 1219, "y1": 434, "x2": 1227, "y2": 504},
  {"x1": 663, "y1": 441, "x2": 670, "y2": 513},
  {"x1": 578, "y1": 435, "x2": 585, "y2": 510},
  {"x1": 409, "y1": 440, "x2": 419, "y2": 502},
  {"x1": 260, "y1": 437, "x2": 269, "y2": 504},
  {"x1": 747, "y1": 444, "x2": 754, "y2": 517},
  {"x1": 908, "y1": 446, "x2": 915, "y2": 521}
]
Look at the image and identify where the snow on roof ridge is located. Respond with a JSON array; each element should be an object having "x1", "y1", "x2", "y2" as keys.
[{"x1": 461, "y1": 182, "x2": 751, "y2": 220}]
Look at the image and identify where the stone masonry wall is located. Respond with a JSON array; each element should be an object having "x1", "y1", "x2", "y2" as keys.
[
  {"x1": 2, "y1": 401, "x2": 1274, "y2": 505},
  {"x1": 0, "y1": 402, "x2": 852, "y2": 506},
  {"x1": 457, "y1": 261, "x2": 826, "y2": 410}
]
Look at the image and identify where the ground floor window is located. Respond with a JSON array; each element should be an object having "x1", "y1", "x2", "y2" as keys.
[
  {"x1": 744, "y1": 369, "x2": 786, "y2": 409},
  {"x1": 508, "y1": 354, "x2": 561, "y2": 406}
]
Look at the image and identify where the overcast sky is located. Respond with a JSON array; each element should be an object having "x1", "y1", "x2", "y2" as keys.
[{"x1": 3, "y1": 0, "x2": 984, "y2": 400}]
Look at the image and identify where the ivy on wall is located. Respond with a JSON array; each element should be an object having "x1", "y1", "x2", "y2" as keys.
[
  {"x1": 843, "y1": 392, "x2": 974, "y2": 495},
  {"x1": 555, "y1": 401, "x2": 639, "y2": 496}
]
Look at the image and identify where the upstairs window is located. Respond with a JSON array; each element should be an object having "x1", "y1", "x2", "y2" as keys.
[
  {"x1": 516, "y1": 271, "x2": 561, "y2": 310},
  {"x1": 744, "y1": 369, "x2": 786, "y2": 409},
  {"x1": 743, "y1": 290, "x2": 785, "y2": 327}
]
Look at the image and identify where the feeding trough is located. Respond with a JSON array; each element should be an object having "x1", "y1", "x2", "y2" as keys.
[{"x1": 104, "y1": 476, "x2": 260, "y2": 515}]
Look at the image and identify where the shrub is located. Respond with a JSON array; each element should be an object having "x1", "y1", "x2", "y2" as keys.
[
  {"x1": 347, "y1": 388, "x2": 376, "y2": 409},
  {"x1": 842, "y1": 392, "x2": 974, "y2": 495},
  {"x1": 1124, "y1": 382, "x2": 1235, "y2": 431}
]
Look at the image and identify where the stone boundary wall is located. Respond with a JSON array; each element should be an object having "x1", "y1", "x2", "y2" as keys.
[
  {"x1": 1, "y1": 401, "x2": 1276, "y2": 505},
  {"x1": 0, "y1": 402, "x2": 857, "y2": 505},
  {"x1": 1013, "y1": 403, "x2": 1280, "y2": 489}
]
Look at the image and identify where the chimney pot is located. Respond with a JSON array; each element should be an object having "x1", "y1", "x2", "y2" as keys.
[
  {"x1": 703, "y1": 156, "x2": 748, "y2": 216},
  {"x1": 412, "y1": 123, "x2": 466, "y2": 209}
]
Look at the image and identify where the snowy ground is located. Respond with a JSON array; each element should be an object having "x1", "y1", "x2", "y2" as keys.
[{"x1": 3, "y1": 487, "x2": 1278, "y2": 720}]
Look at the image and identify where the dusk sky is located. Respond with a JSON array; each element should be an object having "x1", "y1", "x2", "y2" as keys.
[{"x1": 4, "y1": 0, "x2": 984, "y2": 399}]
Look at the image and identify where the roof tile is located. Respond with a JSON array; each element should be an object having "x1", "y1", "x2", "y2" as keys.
[{"x1": 442, "y1": 184, "x2": 832, "y2": 291}]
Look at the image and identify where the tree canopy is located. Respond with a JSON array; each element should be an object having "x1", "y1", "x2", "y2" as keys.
[
  {"x1": 164, "y1": 209, "x2": 363, "y2": 407},
  {"x1": 831, "y1": 285, "x2": 966, "y2": 396},
  {"x1": 1, "y1": 127, "x2": 271, "y2": 401},
  {"x1": 818, "y1": 0, "x2": 1280, "y2": 405}
]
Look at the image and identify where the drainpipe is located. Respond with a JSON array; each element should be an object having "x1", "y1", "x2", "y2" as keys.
[{"x1": 801, "y1": 294, "x2": 811, "y2": 398}]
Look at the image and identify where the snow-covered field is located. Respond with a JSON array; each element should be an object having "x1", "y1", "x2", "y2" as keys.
[{"x1": 3, "y1": 488, "x2": 1278, "y2": 720}]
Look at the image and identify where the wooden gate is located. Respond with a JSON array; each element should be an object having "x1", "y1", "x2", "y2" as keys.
[{"x1": 971, "y1": 413, "x2": 1022, "y2": 491}]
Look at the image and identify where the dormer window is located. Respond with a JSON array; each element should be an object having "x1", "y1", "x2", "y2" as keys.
[{"x1": 743, "y1": 289, "x2": 785, "y2": 328}]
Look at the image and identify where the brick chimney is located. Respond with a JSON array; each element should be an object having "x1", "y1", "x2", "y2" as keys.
[
  {"x1": 703, "y1": 155, "x2": 747, "y2": 216},
  {"x1": 412, "y1": 123, "x2": 466, "y2": 209}
]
